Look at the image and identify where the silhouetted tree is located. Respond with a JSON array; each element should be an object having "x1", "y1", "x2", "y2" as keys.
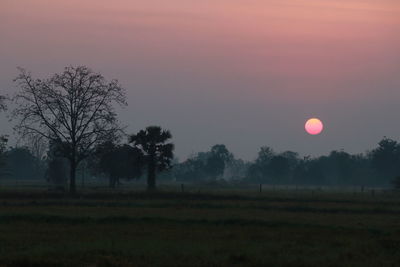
[
  {"x1": 269, "y1": 155, "x2": 291, "y2": 183},
  {"x1": 246, "y1": 146, "x2": 275, "y2": 182},
  {"x1": 293, "y1": 157, "x2": 326, "y2": 185},
  {"x1": 247, "y1": 148, "x2": 300, "y2": 184},
  {"x1": 224, "y1": 158, "x2": 249, "y2": 180},
  {"x1": 370, "y1": 137, "x2": 400, "y2": 184},
  {"x1": 172, "y1": 145, "x2": 238, "y2": 182},
  {"x1": 91, "y1": 141, "x2": 144, "y2": 188},
  {"x1": 173, "y1": 153, "x2": 208, "y2": 182},
  {"x1": 319, "y1": 151, "x2": 360, "y2": 185},
  {"x1": 4, "y1": 147, "x2": 44, "y2": 180},
  {"x1": 129, "y1": 126, "x2": 174, "y2": 191},
  {"x1": 205, "y1": 144, "x2": 233, "y2": 179},
  {"x1": 12, "y1": 66, "x2": 126, "y2": 193}
]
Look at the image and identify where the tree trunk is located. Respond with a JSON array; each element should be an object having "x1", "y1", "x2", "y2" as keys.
[
  {"x1": 69, "y1": 160, "x2": 76, "y2": 194},
  {"x1": 147, "y1": 155, "x2": 156, "y2": 191}
]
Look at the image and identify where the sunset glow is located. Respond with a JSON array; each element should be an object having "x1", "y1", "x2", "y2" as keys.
[
  {"x1": 1, "y1": 0, "x2": 400, "y2": 158},
  {"x1": 305, "y1": 118, "x2": 324, "y2": 135}
]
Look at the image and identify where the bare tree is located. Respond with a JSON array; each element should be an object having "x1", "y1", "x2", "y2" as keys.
[
  {"x1": 12, "y1": 66, "x2": 127, "y2": 193},
  {"x1": 26, "y1": 134, "x2": 47, "y2": 161},
  {"x1": 0, "y1": 95, "x2": 7, "y2": 171}
]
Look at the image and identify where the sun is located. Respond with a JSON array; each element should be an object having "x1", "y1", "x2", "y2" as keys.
[{"x1": 305, "y1": 118, "x2": 324, "y2": 135}]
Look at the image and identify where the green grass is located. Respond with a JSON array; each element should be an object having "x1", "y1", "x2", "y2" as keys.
[{"x1": 0, "y1": 189, "x2": 400, "y2": 266}]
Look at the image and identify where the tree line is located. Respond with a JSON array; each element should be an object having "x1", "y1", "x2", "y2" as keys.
[
  {"x1": 1, "y1": 66, "x2": 399, "y2": 193},
  {"x1": 169, "y1": 140, "x2": 400, "y2": 187}
]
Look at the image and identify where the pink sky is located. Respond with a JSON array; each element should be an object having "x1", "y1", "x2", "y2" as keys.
[{"x1": 1, "y1": 0, "x2": 400, "y2": 159}]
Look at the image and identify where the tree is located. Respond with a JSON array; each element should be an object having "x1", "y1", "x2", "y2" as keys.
[
  {"x1": 129, "y1": 126, "x2": 174, "y2": 191},
  {"x1": 224, "y1": 158, "x2": 249, "y2": 180},
  {"x1": 91, "y1": 141, "x2": 144, "y2": 188},
  {"x1": 173, "y1": 154, "x2": 208, "y2": 182},
  {"x1": 4, "y1": 147, "x2": 44, "y2": 180},
  {"x1": 370, "y1": 138, "x2": 400, "y2": 184},
  {"x1": 293, "y1": 157, "x2": 326, "y2": 185},
  {"x1": 12, "y1": 66, "x2": 126, "y2": 193},
  {"x1": 246, "y1": 148, "x2": 300, "y2": 184},
  {"x1": 268, "y1": 155, "x2": 291, "y2": 183},
  {"x1": 246, "y1": 146, "x2": 275, "y2": 182},
  {"x1": 320, "y1": 151, "x2": 358, "y2": 185},
  {"x1": 205, "y1": 144, "x2": 233, "y2": 179}
]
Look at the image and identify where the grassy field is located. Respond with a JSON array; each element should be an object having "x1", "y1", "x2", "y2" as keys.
[{"x1": 0, "y1": 187, "x2": 399, "y2": 266}]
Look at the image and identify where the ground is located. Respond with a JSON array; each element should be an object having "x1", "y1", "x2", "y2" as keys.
[{"x1": 0, "y1": 186, "x2": 399, "y2": 266}]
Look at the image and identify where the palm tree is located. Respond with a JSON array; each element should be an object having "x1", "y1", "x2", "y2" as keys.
[{"x1": 129, "y1": 126, "x2": 174, "y2": 191}]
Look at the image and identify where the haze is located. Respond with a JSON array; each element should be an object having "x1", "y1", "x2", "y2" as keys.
[{"x1": 1, "y1": 0, "x2": 400, "y2": 160}]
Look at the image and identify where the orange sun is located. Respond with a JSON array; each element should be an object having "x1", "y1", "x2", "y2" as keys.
[{"x1": 305, "y1": 118, "x2": 324, "y2": 135}]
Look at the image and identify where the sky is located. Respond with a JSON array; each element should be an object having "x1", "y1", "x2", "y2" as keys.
[{"x1": 1, "y1": 0, "x2": 400, "y2": 161}]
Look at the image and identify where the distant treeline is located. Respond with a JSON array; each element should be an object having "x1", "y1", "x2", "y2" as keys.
[
  {"x1": 159, "y1": 138, "x2": 400, "y2": 187},
  {"x1": 1, "y1": 136, "x2": 400, "y2": 188}
]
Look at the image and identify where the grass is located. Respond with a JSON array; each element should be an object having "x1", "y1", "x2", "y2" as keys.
[{"x1": 0, "y1": 187, "x2": 400, "y2": 266}]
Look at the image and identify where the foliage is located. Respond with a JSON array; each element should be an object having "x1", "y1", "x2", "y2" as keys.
[
  {"x1": 369, "y1": 137, "x2": 400, "y2": 181},
  {"x1": 3, "y1": 146, "x2": 45, "y2": 180},
  {"x1": 205, "y1": 144, "x2": 233, "y2": 179},
  {"x1": 243, "y1": 139, "x2": 400, "y2": 186},
  {"x1": 90, "y1": 141, "x2": 144, "y2": 188},
  {"x1": 129, "y1": 126, "x2": 174, "y2": 190},
  {"x1": 172, "y1": 145, "x2": 237, "y2": 182},
  {"x1": 247, "y1": 147, "x2": 299, "y2": 184}
]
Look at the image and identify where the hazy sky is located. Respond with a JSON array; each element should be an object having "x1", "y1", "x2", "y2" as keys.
[{"x1": 1, "y1": 0, "x2": 400, "y2": 160}]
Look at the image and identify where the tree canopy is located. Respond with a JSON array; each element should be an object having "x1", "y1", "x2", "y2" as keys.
[
  {"x1": 90, "y1": 141, "x2": 144, "y2": 188},
  {"x1": 129, "y1": 126, "x2": 174, "y2": 191}
]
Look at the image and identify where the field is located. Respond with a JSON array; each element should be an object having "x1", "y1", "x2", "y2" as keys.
[{"x1": 0, "y1": 185, "x2": 400, "y2": 266}]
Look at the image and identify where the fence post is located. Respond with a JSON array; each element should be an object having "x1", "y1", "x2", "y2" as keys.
[
  {"x1": 181, "y1": 184, "x2": 184, "y2": 193},
  {"x1": 259, "y1": 184, "x2": 262, "y2": 193}
]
